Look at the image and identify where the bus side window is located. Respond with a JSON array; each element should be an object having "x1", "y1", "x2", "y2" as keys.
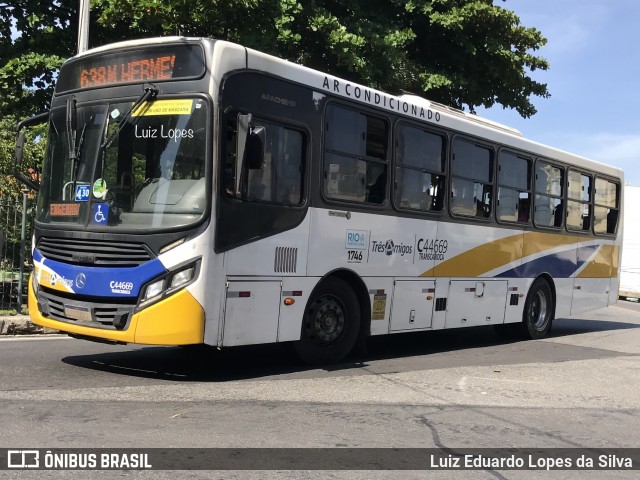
[
  {"x1": 323, "y1": 104, "x2": 388, "y2": 204},
  {"x1": 394, "y1": 124, "x2": 446, "y2": 212},
  {"x1": 594, "y1": 177, "x2": 619, "y2": 234},
  {"x1": 224, "y1": 113, "x2": 305, "y2": 206},
  {"x1": 497, "y1": 151, "x2": 531, "y2": 224},
  {"x1": 566, "y1": 170, "x2": 592, "y2": 232},
  {"x1": 450, "y1": 139, "x2": 493, "y2": 219},
  {"x1": 533, "y1": 161, "x2": 564, "y2": 228}
]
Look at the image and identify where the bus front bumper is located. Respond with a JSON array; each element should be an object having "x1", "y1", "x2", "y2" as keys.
[{"x1": 28, "y1": 276, "x2": 205, "y2": 345}]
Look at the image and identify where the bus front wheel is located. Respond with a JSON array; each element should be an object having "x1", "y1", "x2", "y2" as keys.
[
  {"x1": 294, "y1": 277, "x2": 361, "y2": 365},
  {"x1": 521, "y1": 277, "x2": 554, "y2": 339}
]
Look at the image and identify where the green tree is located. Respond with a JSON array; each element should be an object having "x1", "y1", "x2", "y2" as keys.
[
  {"x1": 0, "y1": 0, "x2": 549, "y2": 122},
  {"x1": 0, "y1": 1, "x2": 72, "y2": 117},
  {"x1": 92, "y1": 0, "x2": 549, "y2": 117}
]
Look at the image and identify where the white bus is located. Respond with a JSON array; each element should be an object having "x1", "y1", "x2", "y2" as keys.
[{"x1": 15, "y1": 37, "x2": 623, "y2": 364}]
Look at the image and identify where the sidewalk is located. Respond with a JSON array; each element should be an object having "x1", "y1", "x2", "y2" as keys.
[{"x1": 0, "y1": 314, "x2": 59, "y2": 335}]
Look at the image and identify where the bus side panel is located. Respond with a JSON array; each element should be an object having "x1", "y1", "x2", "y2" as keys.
[
  {"x1": 363, "y1": 277, "x2": 394, "y2": 336},
  {"x1": 444, "y1": 280, "x2": 508, "y2": 328},
  {"x1": 572, "y1": 241, "x2": 617, "y2": 315},
  {"x1": 306, "y1": 207, "x2": 437, "y2": 336},
  {"x1": 389, "y1": 280, "x2": 436, "y2": 331},
  {"x1": 223, "y1": 279, "x2": 281, "y2": 346},
  {"x1": 225, "y1": 215, "x2": 311, "y2": 277}
]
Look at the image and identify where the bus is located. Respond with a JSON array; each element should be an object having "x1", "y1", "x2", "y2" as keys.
[{"x1": 14, "y1": 37, "x2": 623, "y2": 364}]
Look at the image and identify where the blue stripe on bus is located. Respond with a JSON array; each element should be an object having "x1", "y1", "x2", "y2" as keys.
[
  {"x1": 34, "y1": 248, "x2": 167, "y2": 298},
  {"x1": 496, "y1": 244, "x2": 600, "y2": 279}
]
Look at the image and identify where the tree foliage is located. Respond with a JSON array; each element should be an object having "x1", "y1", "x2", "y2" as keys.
[
  {"x1": 0, "y1": 1, "x2": 72, "y2": 116},
  {"x1": 0, "y1": 0, "x2": 549, "y2": 122},
  {"x1": 91, "y1": 0, "x2": 550, "y2": 117}
]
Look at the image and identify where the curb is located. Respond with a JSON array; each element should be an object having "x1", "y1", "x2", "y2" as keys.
[{"x1": 0, "y1": 315, "x2": 59, "y2": 335}]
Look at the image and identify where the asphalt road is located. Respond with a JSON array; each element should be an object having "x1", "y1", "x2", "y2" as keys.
[{"x1": 1, "y1": 300, "x2": 640, "y2": 479}]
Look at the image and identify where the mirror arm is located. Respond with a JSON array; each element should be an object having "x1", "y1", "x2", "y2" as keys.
[{"x1": 13, "y1": 165, "x2": 40, "y2": 191}]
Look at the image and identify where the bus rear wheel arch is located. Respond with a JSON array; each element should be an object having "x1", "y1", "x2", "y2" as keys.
[{"x1": 294, "y1": 276, "x2": 361, "y2": 365}]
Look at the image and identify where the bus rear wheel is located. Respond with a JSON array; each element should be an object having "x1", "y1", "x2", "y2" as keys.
[
  {"x1": 294, "y1": 277, "x2": 361, "y2": 365},
  {"x1": 520, "y1": 277, "x2": 554, "y2": 339}
]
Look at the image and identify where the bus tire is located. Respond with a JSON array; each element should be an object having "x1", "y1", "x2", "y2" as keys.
[
  {"x1": 520, "y1": 277, "x2": 554, "y2": 339},
  {"x1": 294, "y1": 277, "x2": 361, "y2": 365}
]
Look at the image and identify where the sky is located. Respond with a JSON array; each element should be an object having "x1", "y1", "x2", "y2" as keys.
[{"x1": 478, "y1": 0, "x2": 640, "y2": 186}]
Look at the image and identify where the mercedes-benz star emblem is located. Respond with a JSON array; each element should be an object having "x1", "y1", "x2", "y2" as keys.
[{"x1": 75, "y1": 273, "x2": 87, "y2": 289}]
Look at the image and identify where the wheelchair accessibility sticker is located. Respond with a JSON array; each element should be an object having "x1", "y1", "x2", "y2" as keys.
[{"x1": 91, "y1": 203, "x2": 109, "y2": 225}]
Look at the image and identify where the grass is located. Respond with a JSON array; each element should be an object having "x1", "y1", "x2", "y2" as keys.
[{"x1": 0, "y1": 308, "x2": 28, "y2": 316}]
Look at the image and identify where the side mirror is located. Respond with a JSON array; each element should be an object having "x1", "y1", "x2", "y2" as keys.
[
  {"x1": 14, "y1": 112, "x2": 49, "y2": 192},
  {"x1": 235, "y1": 113, "x2": 251, "y2": 196},
  {"x1": 246, "y1": 126, "x2": 265, "y2": 170},
  {"x1": 234, "y1": 114, "x2": 266, "y2": 196}
]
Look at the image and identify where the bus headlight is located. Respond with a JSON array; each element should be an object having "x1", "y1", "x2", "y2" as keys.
[
  {"x1": 143, "y1": 279, "x2": 165, "y2": 302},
  {"x1": 138, "y1": 259, "x2": 200, "y2": 309},
  {"x1": 170, "y1": 267, "x2": 194, "y2": 289}
]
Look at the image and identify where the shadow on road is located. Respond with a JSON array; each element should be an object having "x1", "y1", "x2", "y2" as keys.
[
  {"x1": 60, "y1": 317, "x2": 639, "y2": 383},
  {"x1": 551, "y1": 316, "x2": 639, "y2": 337}
]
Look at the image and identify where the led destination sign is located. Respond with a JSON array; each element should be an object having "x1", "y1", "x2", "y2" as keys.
[
  {"x1": 56, "y1": 44, "x2": 205, "y2": 92},
  {"x1": 79, "y1": 54, "x2": 176, "y2": 88}
]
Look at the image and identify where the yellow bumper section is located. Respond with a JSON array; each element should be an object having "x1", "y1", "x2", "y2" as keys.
[{"x1": 28, "y1": 278, "x2": 205, "y2": 345}]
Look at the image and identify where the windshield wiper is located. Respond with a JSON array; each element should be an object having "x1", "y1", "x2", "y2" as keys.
[
  {"x1": 73, "y1": 122, "x2": 87, "y2": 179},
  {"x1": 66, "y1": 97, "x2": 77, "y2": 166},
  {"x1": 99, "y1": 84, "x2": 158, "y2": 152},
  {"x1": 63, "y1": 97, "x2": 84, "y2": 200}
]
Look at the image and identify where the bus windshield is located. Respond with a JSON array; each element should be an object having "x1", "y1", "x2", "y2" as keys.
[{"x1": 36, "y1": 97, "x2": 208, "y2": 231}]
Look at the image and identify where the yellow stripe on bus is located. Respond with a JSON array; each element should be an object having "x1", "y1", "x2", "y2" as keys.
[
  {"x1": 577, "y1": 244, "x2": 620, "y2": 278},
  {"x1": 420, "y1": 231, "x2": 577, "y2": 278},
  {"x1": 420, "y1": 233, "x2": 523, "y2": 277}
]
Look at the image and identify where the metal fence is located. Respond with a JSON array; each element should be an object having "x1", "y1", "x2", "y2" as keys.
[{"x1": 0, "y1": 192, "x2": 34, "y2": 311}]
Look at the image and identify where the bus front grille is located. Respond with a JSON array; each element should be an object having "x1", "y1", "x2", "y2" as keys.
[
  {"x1": 37, "y1": 289, "x2": 136, "y2": 330},
  {"x1": 38, "y1": 237, "x2": 153, "y2": 267}
]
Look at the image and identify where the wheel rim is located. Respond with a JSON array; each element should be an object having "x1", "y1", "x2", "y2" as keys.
[
  {"x1": 306, "y1": 295, "x2": 345, "y2": 344},
  {"x1": 529, "y1": 289, "x2": 549, "y2": 331}
]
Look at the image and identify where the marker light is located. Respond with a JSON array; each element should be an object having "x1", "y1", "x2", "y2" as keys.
[{"x1": 32, "y1": 272, "x2": 40, "y2": 296}]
